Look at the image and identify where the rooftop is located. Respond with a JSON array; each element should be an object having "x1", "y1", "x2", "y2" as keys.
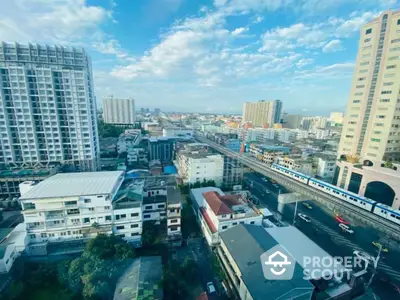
[
  {"x1": 114, "y1": 256, "x2": 163, "y2": 300},
  {"x1": 220, "y1": 225, "x2": 349, "y2": 300},
  {"x1": 166, "y1": 186, "x2": 182, "y2": 204},
  {"x1": 144, "y1": 175, "x2": 177, "y2": 190},
  {"x1": 219, "y1": 225, "x2": 313, "y2": 300},
  {"x1": 19, "y1": 171, "x2": 124, "y2": 200}
]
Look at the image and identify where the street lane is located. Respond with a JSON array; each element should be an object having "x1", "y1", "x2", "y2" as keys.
[{"x1": 244, "y1": 172, "x2": 400, "y2": 299}]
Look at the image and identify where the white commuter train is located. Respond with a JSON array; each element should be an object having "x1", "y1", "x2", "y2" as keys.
[{"x1": 270, "y1": 163, "x2": 400, "y2": 226}]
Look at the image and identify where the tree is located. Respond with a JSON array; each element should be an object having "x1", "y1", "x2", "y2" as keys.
[
  {"x1": 98, "y1": 119, "x2": 125, "y2": 138},
  {"x1": 58, "y1": 234, "x2": 136, "y2": 299}
]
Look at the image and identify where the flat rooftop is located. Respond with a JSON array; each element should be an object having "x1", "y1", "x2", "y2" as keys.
[
  {"x1": 19, "y1": 171, "x2": 124, "y2": 200},
  {"x1": 144, "y1": 175, "x2": 177, "y2": 190}
]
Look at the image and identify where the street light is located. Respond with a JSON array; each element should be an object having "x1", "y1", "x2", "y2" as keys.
[{"x1": 365, "y1": 244, "x2": 382, "y2": 292}]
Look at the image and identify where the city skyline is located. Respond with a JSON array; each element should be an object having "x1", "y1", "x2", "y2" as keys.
[{"x1": 0, "y1": 1, "x2": 399, "y2": 114}]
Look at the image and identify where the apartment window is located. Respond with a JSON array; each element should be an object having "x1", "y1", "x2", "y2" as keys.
[
  {"x1": 360, "y1": 61, "x2": 369, "y2": 66},
  {"x1": 352, "y1": 100, "x2": 360, "y2": 103},
  {"x1": 143, "y1": 214, "x2": 151, "y2": 219},
  {"x1": 381, "y1": 90, "x2": 392, "y2": 94},
  {"x1": 387, "y1": 65, "x2": 396, "y2": 69},
  {"x1": 131, "y1": 224, "x2": 139, "y2": 228},
  {"x1": 373, "y1": 131, "x2": 382, "y2": 134},
  {"x1": 116, "y1": 225, "x2": 124, "y2": 230},
  {"x1": 359, "y1": 69, "x2": 368, "y2": 73},
  {"x1": 375, "y1": 123, "x2": 384, "y2": 127},
  {"x1": 380, "y1": 99, "x2": 390, "y2": 103},
  {"x1": 88, "y1": 208, "x2": 94, "y2": 211},
  {"x1": 383, "y1": 82, "x2": 394, "y2": 86},
  {"x1": 145, "y1": 205, "x2": 152, "y2": 210},
  {"x1": 397, "y1": 19, "x2": 400, "y2": 25},
  {"x1": 345, "y1": 135, "x2": 354, "y2": 138},
  {"x1": 376, "y1": 115, "x2": 385, "y2": 119},
  {"x1": 29, "y1": 234, "x2": 36, "y2": 240},
  {"x1": 357, "y1": 77, "x2": 366, "y2": 81},
  {"x1": 355, "y1": 85, "x2": 365, "y2": 88},
  {"x1": 384, "y1": 73, "x2": 395, "y2": 78},
  {"x1": 41, "y1": 233, "x2": 47, "y2": 238},
  {"x1": 131, "y1": 233, "x2": 140, "y2": 236},
  {"x1": 104, "y1": 206, "x2": 110, "y2": 210},
  {"x1": 83, "y1": 218, "x2": 90, "y2": 223},
  {"x1": 222, "y1": 225, "x2": 228, "y2": 230},
  {"x1": 250, "y1": 221, "x2": 255, "y2": 224},
  {"x1": 170, "y1": 219, "x2": 178, "y2": 224},
  {"x1": 371, "y1": 138, "x2": 381, "y2": 142},
  {"x1": 131, "y1": 213, "x2": 139, "y2": 217},
  {"x1": 354, "y1": 92, "x2": 363, "y2": 96},
  {"x1": 391, "y1": 38, "x2": 400, "y2": 43},
  {"x1": 116, "y1": 214, "x2": 126, "y2": 220},
  {"x1": 365, "y1": 28, "x2": 372, "y2": 34},
  {"x1": 388, "y1": 56, "x2": 399, "y2": 61},
  {"x1": 364, "y1": 38, "x2": 371, "y2": 43},
  {"x1": 84, "y1": 199, "x2": 91, "y2": 203},
  {"x1": 158, "y1": 204, "x2": 164, "y2": 209}
]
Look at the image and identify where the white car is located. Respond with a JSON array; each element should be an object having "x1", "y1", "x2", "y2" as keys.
[
  {"x1": 353, "y1": 250, "x2": 374, "y2": 263},
  {"x1": 298, "y1": 213, "x2": 311, "y2": 223},
  {"x1": 339, "y1": 223, "x2": 354, "y2": 234},
  {"x1": 207, "y1": 282, "x2": 216, "y2": 295}
]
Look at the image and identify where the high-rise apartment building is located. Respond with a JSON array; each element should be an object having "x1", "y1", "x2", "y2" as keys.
[
  {"x1": 338, "y1": 11, "x2": 400, "y2": 163},
  {"x1": 0, "y1": 42, "x2": 99, "y2": 171},
  {"x1": 103, "y1": 96, "x2": 135, "y2": 125},
  {"x1": 242, "y1": 100, "x2": 282, "y2": 127}
]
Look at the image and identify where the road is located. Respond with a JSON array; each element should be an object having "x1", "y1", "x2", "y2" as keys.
[
  {"x1": 0, "y1": 211, "x2": 23, "y2": 228},
  {"x1": 244, "y1": 172, "x2": 400, "y2": 300}
]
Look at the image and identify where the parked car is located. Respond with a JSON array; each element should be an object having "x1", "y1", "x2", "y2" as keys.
[
  {"x1": 339, "y1": 223, "x2": 354, "y2": 234},
  {"x1": 298, "y1": 213, "x2": 311, "y2": 223},
  {"x1": 302, "y1": 202, "x2": 313, "y2": 210},
  {"x1": 207, "y1": 282, "x2": 216, "y2": 295}
]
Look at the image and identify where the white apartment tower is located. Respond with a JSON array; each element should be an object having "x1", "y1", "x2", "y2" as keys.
[
  {"x1": 338, "y1": 11, "x2": 400, "y2": 163},
  {"x1": 242, "y1": 100, "x2": 282, "y2": 127},
  {"x1": 0, "y1": 42, "x2": 99, "y2": 171},
  {"x1": 103, "y1": 96, "x2": 136, "y2": 125}
]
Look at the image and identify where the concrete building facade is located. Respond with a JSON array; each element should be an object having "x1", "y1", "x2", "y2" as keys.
[
  {"x1": 242, "y1": 100, "x2": 282, "y2": 127},
  {"x1": 0, "y1": 42, "x2": 100, "y2": 171},
  {"x1": 338, "y1": 11, "x2": 400, "y2": 164},
  {"x1": 103, "y1": 96, "x2": 136, "y2": 125}
]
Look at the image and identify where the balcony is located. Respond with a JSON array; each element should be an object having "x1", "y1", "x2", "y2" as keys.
[
  {"x1": 46, "y1": 213, "x2": 65, "y2": 220},
  {"x1": 167, "y1": 211, "x2": 180, "y2": 218}
]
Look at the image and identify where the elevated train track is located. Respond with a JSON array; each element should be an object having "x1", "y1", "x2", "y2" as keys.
[{"x1": 195, "y1": 135, "x2": 400, "y2": 240}]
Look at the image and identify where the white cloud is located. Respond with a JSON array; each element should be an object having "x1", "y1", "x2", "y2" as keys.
[
  {"x1": 322, "y1": 39, "x2": 344, "y2": 52},
  {"x1": 253, "y1": 16, "x2": 264, "y2": 23},
  {"x1": 231, "y1": 27, "x2": 248, "y2": 36},
  {"x1": 294, "y1": 62, "x2": 355, "y2": 80},
  {"x1": 214, "y1": 0, "x2": 228, "y2": 7},
  {"x1": 92, "y1": 39, "x2": 135, "y2": 61},
  {"x1": 0, "y1": 0, "x2": 111, "y2": 44},
  {"x1": 335, "y1": 11, "x2": 378, "y2": 37}
]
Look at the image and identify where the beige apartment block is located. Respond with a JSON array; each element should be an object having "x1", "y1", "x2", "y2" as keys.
[{"x1": 338, "y1": 11, "x2": 400, "y2": 165}]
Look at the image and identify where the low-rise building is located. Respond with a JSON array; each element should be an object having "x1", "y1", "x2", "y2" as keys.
[
  {"x1": 162, "y1": 127, "x2": 194, "y2": 137},
  {"x1": 117, "y1": 130, "x2": 142, "y2": 154},
  {"x1": 275, "y1": 155, "x2": 314, "y2": 176},
  {"x1": 190, "y1": 187, "x2": 262, "y2": 246},
  {"x1": 176, "y1": 144, "x2": 224, "y2": 186},
  {"x1": 276, "y1": 129, "x2": 297, "y2": 143},
  {"x1": 313, "y1": 153, "x2": 337, "y2": 181},
  {"x1": 149, "y1": 137, "x2": 175, "y2": 163},
  {"x1": 218, "y1": 224, "x2": 352, "y2": 300},
  {"x1": 248, "y1": 144, "x2": 291, "y2": 165},
  {"x1": 0, "y1": 224, "x2": 27, "y2": 273},
  {"x1": 19, "y1": 171, "x2": 143, "y2": 255},
  {"x1": 166, "y1": 187, "x2": 182, "y2": 246}
]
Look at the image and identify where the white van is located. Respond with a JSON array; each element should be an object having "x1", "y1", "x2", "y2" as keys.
[{"x1": 339, "y1": 223, "x2": 354, "y2": 234}]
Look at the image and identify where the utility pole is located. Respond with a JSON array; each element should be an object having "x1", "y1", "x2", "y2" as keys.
[
  {"x1": 293, "y1": 198, "x2": 298, "y2": 226},
  {"x1": 365, "y1": 245, "x2": 382, "y2": 292}
]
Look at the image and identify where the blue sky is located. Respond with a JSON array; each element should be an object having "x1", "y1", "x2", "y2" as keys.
[{"x1": 0, "y1": 0, "x2": 399, "y2": 115}]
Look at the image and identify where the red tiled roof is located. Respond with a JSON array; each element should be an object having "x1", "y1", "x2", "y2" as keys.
[
  {"x1": 196, "y1": 292, "x2": 208, "y2": 300},
  {"x1": 202, "y1": 191, "x2": 234, "y2": 215},
  {"x1": 200, "y1": 207, "x2": 217, "y2": 233}
]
